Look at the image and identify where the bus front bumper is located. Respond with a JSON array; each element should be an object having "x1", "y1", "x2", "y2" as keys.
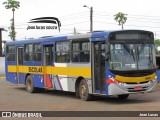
[{"x1": 107, "y1": 79, "x2": 157, "y2": 95}]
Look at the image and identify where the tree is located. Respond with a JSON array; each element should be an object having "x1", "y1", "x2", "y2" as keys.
[
  {"x1": 154, "y1": 39, "x2": 160, "y2": 55},
  {"x1": 114, "y1": 12, "x2": 127, "y2": 29},
  {"x1": 2, "y1": 0, "x2": 20, "y2": 41},
  {"x1": 8, "y1": 18, "x2": 16, "y2": 40},
  {"x1": 154, "y1": 39, "x2": 160, "y2": 46},
  {"x1": 2, "y1": 40, "x2": 7, "y2": 44}
]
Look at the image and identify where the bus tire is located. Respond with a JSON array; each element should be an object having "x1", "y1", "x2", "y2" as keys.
[
  {"x1": 118, "y1": 94, "x2": 129, "y2": 99},
  {"x1": 79, "y1": 79, "x2": 92, "y2": 101},
  {"x1": 26, "y1": 75, "x2": 37, "y2": 93}
]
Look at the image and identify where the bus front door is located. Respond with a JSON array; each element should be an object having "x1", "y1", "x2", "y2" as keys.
[
  {"x1": 92, "y1": 42, "x2": 106, "y2": 94},
  {"x1": 16, "y1": 47, "x2": 24, "y2": 84},
  {"x1": 43, "y1": 45, "x2": 54, "y2": 89}
]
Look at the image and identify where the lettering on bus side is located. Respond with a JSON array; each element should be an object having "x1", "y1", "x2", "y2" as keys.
[{"x1": 28, "y1": 67, "x2": 43, "y2": 73}]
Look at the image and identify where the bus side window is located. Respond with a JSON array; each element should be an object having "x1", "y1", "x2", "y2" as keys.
[
  {"x1": 33, "y1": 43, "x2": 42, "y2": 61},
  {"x1": 6, "y1": 45, "x2": 16, "y2": 61},
  {"x1": 72, "y1": 40, "x2": 90, "y2": 63},
  {"x1": 73, "y1": 52, "x2": 89, "y2": 62},
  {"x1": 55, "y1": 41, "x2": 70, "y2": 63},
  {"x1": 24, "y1": 44, "x2": 33, "y2": 61}
]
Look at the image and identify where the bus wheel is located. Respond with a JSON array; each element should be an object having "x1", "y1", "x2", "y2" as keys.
[
  {"x1": 26, "y1": 75, "x2": 37, "y2": 93},
  {"x1": 118, "y1": 94, "x2": 129, "y2": 99},
  {"x1": 79, "y1": 79, "x2": 92, "y2": 101}
]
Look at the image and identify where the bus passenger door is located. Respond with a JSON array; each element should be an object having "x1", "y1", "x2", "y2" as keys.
[
  {"x1": 92, "y1": 42, "x2": 106, "y2": 93},
  {"x1": 16, "y1": 47, "x2": 24, "y2": 84},
  {"x1": 43, "y1": 45, "x2": 54, "y2": 89}
]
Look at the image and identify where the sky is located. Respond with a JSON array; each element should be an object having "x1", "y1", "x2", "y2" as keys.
[{"x1": 0, "y1": 0, "x2": 160, "y2": 41}]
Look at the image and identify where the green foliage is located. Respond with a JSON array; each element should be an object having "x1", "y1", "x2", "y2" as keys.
[
  {"x1": 2, "y1": 0, "x2": 20, "y2": 41},
  {"x1": 114, "y1": 12, "x2": 127, "y2": 29},
  {"x1": 154, "y1": 39, "x2": 160, "y2": 55},
  {"x1": 154, "y1": 39, "x2": 160, "y2": 46},
  {"x1": 3, "y1": 0, "x2": 20, "y2": 11},
  {"x1": 2, "y1": 40, "x2": 7, "y2": 44},
  {"x1": 8, "y1": 19, "x2": 16, "y2": 40}
]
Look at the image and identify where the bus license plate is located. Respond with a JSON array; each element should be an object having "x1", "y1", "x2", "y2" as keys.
[{"x1": 134, "y1": 86, "x2": 142, "y2": 90}]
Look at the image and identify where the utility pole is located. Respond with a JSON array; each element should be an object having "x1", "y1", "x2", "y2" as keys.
[
  {"x1": 73, "y1": 27, "x2": 76, "y2": 35},
  {"x1": 90, "y1": 7, "x2": 93, "y2": 32},
  {"x1": 0, "y1": 28, "x2": 4, "y2": 56},
  {"x1": 83, "y1": 5, "x2": 93, "y2": 32}
]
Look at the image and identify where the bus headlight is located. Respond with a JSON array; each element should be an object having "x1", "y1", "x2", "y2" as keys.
[
  {"x1": 154, "y1": 75, "x2": 157, "y2": 79},
  {"x1": 150, "y1": 77, "x2": 157, "y2": 83}
]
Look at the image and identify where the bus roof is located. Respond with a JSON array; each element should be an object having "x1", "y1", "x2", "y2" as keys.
[{"x1": 6, "y1": 29, "x2": 153, "y2": 45}]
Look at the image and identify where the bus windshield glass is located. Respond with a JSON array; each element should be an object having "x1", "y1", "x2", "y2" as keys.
[{"x1": 109, "y1": 43, "x2": 156, "y2": 71}]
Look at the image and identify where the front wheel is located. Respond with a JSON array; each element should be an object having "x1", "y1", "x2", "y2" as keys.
[
  {"x1": 79, "y1": 79, "x2": 92, "y2": 101},
  {"x1": 118, "y1": 94, "x2": 129, "y2": 99},
  {"x1": 26, "y1": 75, "x2": 37, "y2": 93}
]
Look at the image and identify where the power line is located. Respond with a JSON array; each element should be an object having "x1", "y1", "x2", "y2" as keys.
[
  {"x1": 128, "y1": 16, "x2": 160, "y2": 21},
  {"x1": 59, "y1": 12, "x2": 88, "y2": 18},
  {"x1": 94, "y1": 13, "x2": 160, "y2": 22},
  {"x1": 14, "y1": 27, "x2": 89, "y2": 32},
  {"x1": 2, "y1": 20, "x2": 160, "y2": 30},
  {"x1": 94, "y1": 21, "x2": 160, "y2": 28},
  {"x1": 94, "y1": 15, "x2": 160, "y2": 23},
  {"x1": 0, "y1": 12, "x2": 89, "y2": 27},
  {"x1": 94, "y1": 11, "x2": 160, "y2": 23},
  {"x1": 2, "y1": 10, "x2": 160, "y2": 23},
  {"x1": 2, "y1": 10, "x2": 160, "y2": 35},
  {"x1": 3, "y1": 19, "x2": 159, "y2": 30},
  {"x1": 94, "y1": 11, "x2": 160, "y2": 18},
  {"x1": 62, "y1": 21, "x2": 89, "y2": 26},
  {"x1": 60, "y1": 14, "x2": 89, "y2": 21},
  {"x1": 2, "y1": 11, "x2": 160, "y2": 27}
]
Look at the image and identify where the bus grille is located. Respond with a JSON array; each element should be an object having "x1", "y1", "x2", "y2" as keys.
[{"x1": 125, "y1": 81, "x2": 149, "y2": 84}]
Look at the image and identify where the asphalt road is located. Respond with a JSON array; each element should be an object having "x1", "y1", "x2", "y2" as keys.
[{"x1": 0, "y1": 77, "x2": 160, "y2": 120}]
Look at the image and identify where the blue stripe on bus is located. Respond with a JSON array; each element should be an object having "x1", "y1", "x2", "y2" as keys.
[
  {"x1": 95, "y1": 90, "x2": 100, "y2": 93},
  {"x1": 53, "y1": 81, "x2": 57, "y2": 90},
  {"x1": 56, "y1": 75, "x2": 63, "y2": 90}
]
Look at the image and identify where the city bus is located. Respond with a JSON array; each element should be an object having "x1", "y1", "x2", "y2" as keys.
[{"x1": 5, "y1": 30, "x2": 157, "y2": 101}]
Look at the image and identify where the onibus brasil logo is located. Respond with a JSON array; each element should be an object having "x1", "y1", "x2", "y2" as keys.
[{"x1": 27, "y1": 17, "x2": 61, "y2": 32}]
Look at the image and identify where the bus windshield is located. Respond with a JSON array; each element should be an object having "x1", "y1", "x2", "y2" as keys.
[{"x1": 109, "y1": 43, "x2": 156, "y2": 71}]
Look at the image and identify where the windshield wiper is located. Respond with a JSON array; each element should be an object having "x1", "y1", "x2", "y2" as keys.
[
  {"x1": 130, "y1": 49, "x2": 135, "y2": 61},
  {"x1": 122, "y1": 43, "x2": 135, "y2": 61},
  {"x1": 137, "y1": 44, "x2": 145, "y2": 61},
  {"x1": 148, "y1": 48, "x2": 154, "y2": 67}
]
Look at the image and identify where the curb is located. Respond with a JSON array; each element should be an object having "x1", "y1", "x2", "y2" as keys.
[{"x1": 0, "y1": 76, "x2": 6, "y2": 78}]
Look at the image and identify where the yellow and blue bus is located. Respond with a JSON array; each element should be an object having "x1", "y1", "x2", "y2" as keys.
[{"x1": 5, "y1": 30, "x2": 157, "y2": 101}]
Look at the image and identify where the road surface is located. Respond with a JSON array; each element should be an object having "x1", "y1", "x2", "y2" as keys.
[{"x1": 0, "y1": 77, "x2": 160, "y2": 120}]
